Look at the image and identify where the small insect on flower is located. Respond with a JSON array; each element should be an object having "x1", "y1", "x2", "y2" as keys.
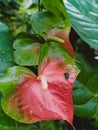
[{"x1": 64, "y1": 73, "x2": 69, "y2": 79}]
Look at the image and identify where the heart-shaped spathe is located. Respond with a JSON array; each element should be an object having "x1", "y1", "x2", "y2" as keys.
[{"x1": 0, "y1": 43, "x2": 79, "y2": 126}]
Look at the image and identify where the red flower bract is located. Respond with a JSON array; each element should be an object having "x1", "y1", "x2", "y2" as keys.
[
  {"x1": 0, "y1": 43, "x2": 79, "y2": 128},
  {"x1": 48, "y1": 28, "x2": 74, "y2": 58},
  {"x1": 9, "y1": 59, "x2": 78, "y2": 125}
]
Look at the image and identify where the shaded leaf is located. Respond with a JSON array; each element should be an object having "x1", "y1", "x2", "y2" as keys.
[
  {"x1": 64, "y1": 0, "x2": 98, "y2": 50},
  {"x1": 0, "y1": 22, "x2": 14, "y2": 77},
  {"x1": 30, "y1": 11, "x2": 63, "y2": 37},
  {"x1": 0, "y1": 43, "x2": 79, "y2": 126},
  {"x1": 39, "y1": 120, "x2": 56, "y2": 130},
  {"x1": 16, "y1": 32, "x2": 45, "y2": 43},
  {"x1": 73, "y1": 53, "x2": 98, "y2": 125},
  {"x1": 73, "y1": 80, "x2": 96, "y2": 118}
]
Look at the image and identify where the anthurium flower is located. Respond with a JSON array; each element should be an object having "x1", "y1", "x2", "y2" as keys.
[
  {"x1": 47, "y1": 28, "x2": 74, "y2": 57},
  {"x1": 14, "y1": 11, "x2": 73, "y2": 67},
  {"x1": 0, "y1": 43, "x2": 79, "y2": 126}
]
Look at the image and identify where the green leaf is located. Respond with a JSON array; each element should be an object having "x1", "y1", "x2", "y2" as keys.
[
  {"x1": 64, "y1": 0, "x2": 98, "y2": 50},
  {"x1": 41, "y1": 0, "x2": 69, "y2": 19},
  {"x1": 39, "y1": 121, "x2": 56, "y2": 130},
  {"x1": 73, "y1": 80, "x2": 96, "y2": 118},
  {"x1": 91, "y1": 0, "x2": 98, "y2": 4},
  {"x1": 30, "y1": 11, "x2": 67, "y2": 37},
  {"x1": 73, "y1": 53, "x2": 98, "y2": 125},
  {"x1": 0, "y1": 92, "x2": 16, "y2": 127},
  {"x1": 0, "y1": 66, "x2": 34, "y2": 94},
  {"x1": 13, "y1": 38, "x2": 40, "y2": 66},
  {"x1": 0, "y1": 22, "x2": 14, "y2": 77}
]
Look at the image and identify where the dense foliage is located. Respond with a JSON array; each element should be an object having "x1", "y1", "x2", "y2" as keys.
[{"x1": 0, "y1": 0, "x2": 98, "y2": 130}]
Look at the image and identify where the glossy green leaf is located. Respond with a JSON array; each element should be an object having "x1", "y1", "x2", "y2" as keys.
[
  {"x1": 64, "y1": 0, "x2": 98, "y2": 50},
  {"x1": 0, "y1": 66, "x2": 34, "y2": 94},
  {"x1": 30, "y1": 11, "x2": 69, "y2": 37},
  {"x1": 73, "y1": 80, "x2": 96, "y2": 118},
  {"x1": 41, "y1": 0, "x2": 69, "y2": 19},
  {"x1": 0, "y1": 22, "x2": 14, "y2": 77},
  {"x1": 94, "y1": 0, "x2": 98, "y2": 4},
  {"x1": 13, "y1": 38, "x2": 40, "y2": 66},
  {"x1": 73, "y1": 53, "x2": 98, "y2": 125}
]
